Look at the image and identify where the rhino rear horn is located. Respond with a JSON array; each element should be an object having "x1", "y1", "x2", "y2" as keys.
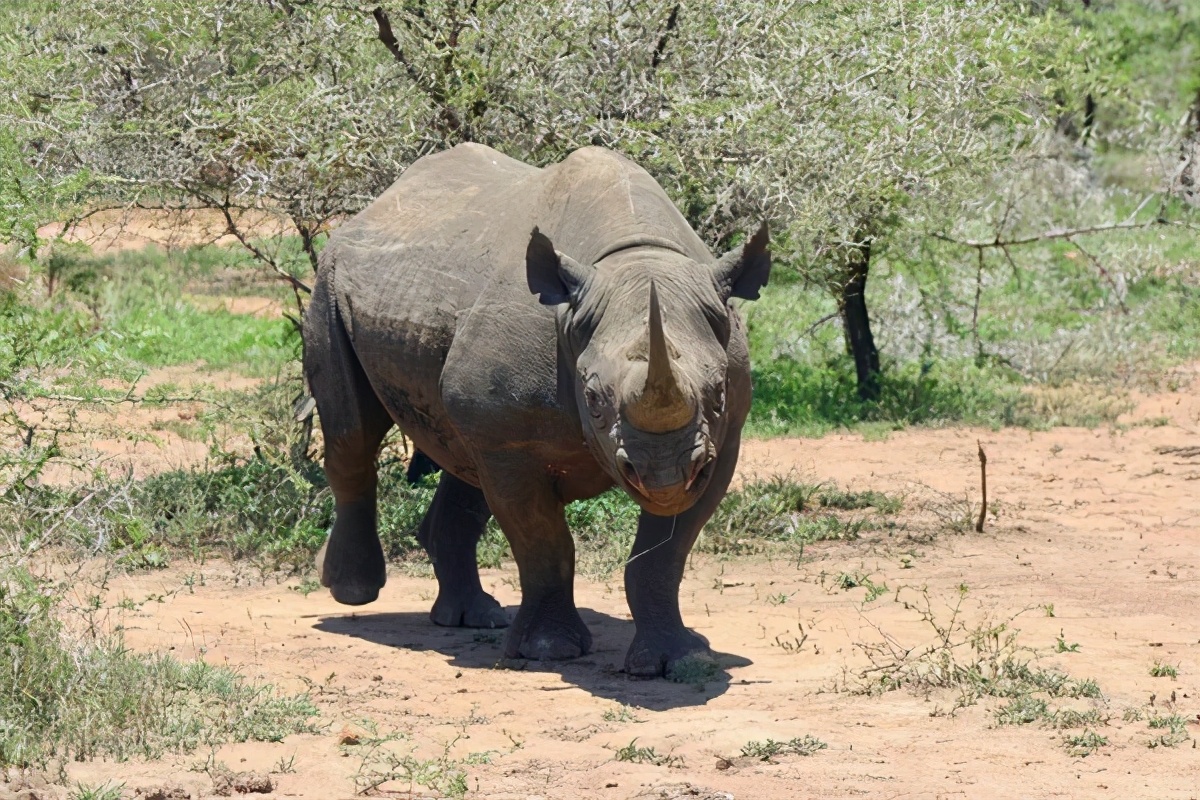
[
  {"x1": 712, "y1": 222, "x2": 771, "y2": 301},
  {"x1": 526, "y1": 227, "x2": 593, "y2": 306},
  {"x1": 627, "y1": 281, "x2": 693, "y2": 433}
]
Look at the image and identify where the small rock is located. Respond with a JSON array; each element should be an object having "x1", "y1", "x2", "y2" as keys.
[
  {"x1": 2, "y1": 772, "x2": 57, "y2": 800},
  {"x1": 232, "y1": 773, "x2": 272, "y2": 795},
  {"x1": 338, "y1": 723, "x2": 368, "y2": 746},
  {"x1": 10, "y1": 774, "x2": 49, "y2": 791}
]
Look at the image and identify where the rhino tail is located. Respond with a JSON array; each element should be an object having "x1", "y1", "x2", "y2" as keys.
[{"x1": 302, "y1": 264, "x2": 393, "y2": 452}]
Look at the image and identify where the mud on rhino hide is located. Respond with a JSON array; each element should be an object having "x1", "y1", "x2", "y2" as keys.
[{"x1": 303, "y1": 143, "x2": 770, "y2": 678}]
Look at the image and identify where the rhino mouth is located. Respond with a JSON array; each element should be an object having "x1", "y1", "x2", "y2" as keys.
[{"x1": 615, "y1": 445, "x2": 716, "y2": 514}]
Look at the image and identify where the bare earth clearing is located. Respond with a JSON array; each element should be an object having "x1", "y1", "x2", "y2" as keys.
[
  {"x1": 23, "y1": 370, "x2": 1193, "y2": 800},
  {"x1": 11, "y1": 223, "x2": 1200, "y2": 796}
]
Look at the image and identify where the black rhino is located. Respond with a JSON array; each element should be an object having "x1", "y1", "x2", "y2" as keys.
[{"x1": 304, "y1": 143, "x2": 770, "y2": 677}]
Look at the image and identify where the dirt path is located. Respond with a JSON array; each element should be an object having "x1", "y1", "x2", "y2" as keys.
[
  {"x1": 12, "y1": 365, "x2": 264, "y2": 486},
  {"x1": 38, "y1": 208, "x2": 294, "y2": 254},
  {"x1": 47, "y1": 382, "x2": 1199, "y2": 800}
]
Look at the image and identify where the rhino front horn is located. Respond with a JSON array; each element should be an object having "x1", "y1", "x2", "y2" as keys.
[{"x1": 627, "y1": 282, "x2": 693, "y2": 433}]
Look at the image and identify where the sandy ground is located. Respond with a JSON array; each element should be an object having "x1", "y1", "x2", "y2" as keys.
[
  {"x1": 37, "y1": 208, "x2": 294, "y2": 254},
  {"x1": 9, "y1": 365, "x2": 263, "y2": 485},
  {"x1": 14, "y1": 216, "x2": 1195, "y2": 798},
  {"x1": 24, "y1": 378, "x2": 1193, "y2": 800}
]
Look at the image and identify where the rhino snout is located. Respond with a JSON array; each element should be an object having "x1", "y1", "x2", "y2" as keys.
[{"x1": 615, "y1": 444, "x2": 715, "y2": 512}]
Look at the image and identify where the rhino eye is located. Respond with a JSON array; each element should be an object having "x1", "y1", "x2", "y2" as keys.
[{"x1": 715, "y1": 382, "x2": 726, "y2": 415}]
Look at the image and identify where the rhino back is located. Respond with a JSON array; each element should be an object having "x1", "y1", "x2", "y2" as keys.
[
  {"x1": 533, "y1": 147, "x2": 712, "y2": 265},
  {"x1": 322, "y1": 144, "x2": 540, "y2": 474}
]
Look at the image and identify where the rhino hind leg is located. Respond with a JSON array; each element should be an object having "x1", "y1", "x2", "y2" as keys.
[
  {"x1": 305, "y1": 275, "x2": 392, "y2": 606},
  {"x1": 417, "y1": 472, "x2": 508, "y2": 629},
  {"x1": 405, "y1": 450, "x2": 441, "y2": 485},
  {"x1": 316, "y1": 418, "x2": 393, "y2": 606}
]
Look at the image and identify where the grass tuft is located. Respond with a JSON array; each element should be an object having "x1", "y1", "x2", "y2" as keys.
[
  {"x1": 0, "y1": 564, "x2": 320, "y2": 769},
  {"x1": 1063, "y1": 730, "x2": 1108, "y2": 758},
  {"x1": 740, "y1": 735, "x2": 828, "y2": 760},
  {"x1": 1146, "y1": 713, "x2": 1189, "y2": 748},
  {"x1": 1149, "y1": 660, "x2": 1178, "y2": 679},
  {"x1": 613, "y1": 739, "x2": 682, "y2": 767}
]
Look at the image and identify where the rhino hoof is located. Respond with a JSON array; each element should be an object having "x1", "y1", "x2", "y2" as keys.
[
  {"x1": 625, "y1": 630, "x2": 714, "y2": 679},
  {"x1": 520, "y1": 632, "x2": 589, "y2": 660},
  {"x1": 506, "y1": 617, "x2": 592, "y2": 661},
  {"x1": 316, "y1": 541, "x2": 385, "y2": 606},
  {"x1": 328, "y1": 582, "x2": 382, "y2": 606},
  {"x1": 430, "y1": 592, "x2": 509, "y2": 629}
]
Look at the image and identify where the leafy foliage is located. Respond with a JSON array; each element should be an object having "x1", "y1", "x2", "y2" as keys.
[{"x1": 2, "y1": 0, "x2": 1197, "y2": 400}]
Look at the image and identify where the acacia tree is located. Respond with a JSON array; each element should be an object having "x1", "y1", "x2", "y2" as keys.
[
  {"x1": 2, "y1": 0, "x2": 488, "y2": 293},
  {"x1": 5, "y1": 0, "x2": 1089, "y2": 400},
  {"x1": 435, "y1": 1, "x2": 1088, "y2": 397},
  {"x1": 564, "y1": 1, "x2": 1089, "y2": 398}
]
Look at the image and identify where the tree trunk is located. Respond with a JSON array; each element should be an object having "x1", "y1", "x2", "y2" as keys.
[
  {"x1": 1176, "y1": 87, "x2": 1200, "y2": 207},
  {"x1": 1079, "y1": 0, "x2": 1095, "y2": 146},
  {"x1": 1081, "y1": 92, "x2": 1096, "y2": 145},
  {"x1": 841, "y1": 239, "x2": 880, "y2": 401}
]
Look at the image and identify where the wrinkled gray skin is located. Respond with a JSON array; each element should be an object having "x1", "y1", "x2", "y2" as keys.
[{"x1": 304, "y1": 144, "x2": 770, "y2": 677}]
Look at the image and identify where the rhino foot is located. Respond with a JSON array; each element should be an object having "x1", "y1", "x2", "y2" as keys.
[
  {"x1": 316, "y1": 538, "x2": 386, "y2": 606},
  {"x1": 624, "y1": 628, "x2": 715, "y2": 679},
  {"x1": 431, "y1": 591, "x2": 509, "y2": 629},
  {"x1": 504, "y1": 608, "x2": 593, "y2": 661}
]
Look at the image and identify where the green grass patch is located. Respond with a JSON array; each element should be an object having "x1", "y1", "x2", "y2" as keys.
[
  {"x1": 747, "y1": 356, "x2": 1028, "y2": 437},
  {"x1": 740, "y1": 735, "x2": 828, "y2": 760},
  {"x1": 743, "y1": 221, "x2": 1199, "y2": 436},
  {"x1": 1, "y1": 244, "x2": 297, "y2": 392},
  {"x1": 0, "y1": 564, "x2": 320, "y2": 769}
]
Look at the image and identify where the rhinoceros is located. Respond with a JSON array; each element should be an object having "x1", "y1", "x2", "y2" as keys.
[{"x1": 304, "y1": 143, "x2": 769, "y2": 677}]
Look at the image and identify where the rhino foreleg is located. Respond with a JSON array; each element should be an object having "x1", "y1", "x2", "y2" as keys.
[
  {"x1": 417, "y1": 473, "x2": 508, "y2": 629},
  {"x1": 478, "y1": 461, "x2": 592, "y2": 660},
  {"x1": 623, "y1": 434, "x2": 741, "y2": 678}
]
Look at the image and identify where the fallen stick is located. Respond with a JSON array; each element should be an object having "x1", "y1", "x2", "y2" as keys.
[{"x1": 976, "y1": 441, "x2": 988, "y2": 533}]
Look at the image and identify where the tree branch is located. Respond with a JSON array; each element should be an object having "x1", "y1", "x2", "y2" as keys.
[
  {"x1": 215, "y1": 200, "x2": 312, "y2": 295},
  {"x1": 932, "y1": 218, "x2": 1160, "y2": 249},
  {"x1": 370, "y1": 5, "x2": 463, "y2": 136},
  {"x1": 1066, "y1": 235, "x2": 1128, "y2": 314},
  {"x1": 371, "y1": 6, "x2": 416, "y2": 80},
  {"x1": 651, "y1": 4, "x2": 680, "y2": 70},
  {"x1": 933, "y1": 195, "x2": 1198, "y2": 249}
]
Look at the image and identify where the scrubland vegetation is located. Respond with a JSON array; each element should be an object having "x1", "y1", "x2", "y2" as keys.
[{"x1": 0, "y1": 0, "x2": 1198, "y2": 789}]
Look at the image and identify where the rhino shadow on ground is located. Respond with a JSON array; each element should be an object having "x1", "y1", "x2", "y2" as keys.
[{"x1": 313, "y1": 608, "x2": 752, "y2": 711}]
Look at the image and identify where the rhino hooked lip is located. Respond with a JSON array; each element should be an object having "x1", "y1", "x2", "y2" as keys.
[{"x1": 615, "y1": 441, "x2": 716, "y2": 514}]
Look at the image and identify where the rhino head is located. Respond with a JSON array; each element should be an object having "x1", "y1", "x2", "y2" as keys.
[{"x1": 527, "y1": 224, "x2": 770, "y2": 516}]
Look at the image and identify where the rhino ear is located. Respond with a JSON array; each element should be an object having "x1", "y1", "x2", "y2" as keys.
[
  {"x1": 526, "y1": 227, "x2": 593, "y2": 306},
  {"x1": 712, "y1": 222, "x2": 771, "y2": 301}
]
